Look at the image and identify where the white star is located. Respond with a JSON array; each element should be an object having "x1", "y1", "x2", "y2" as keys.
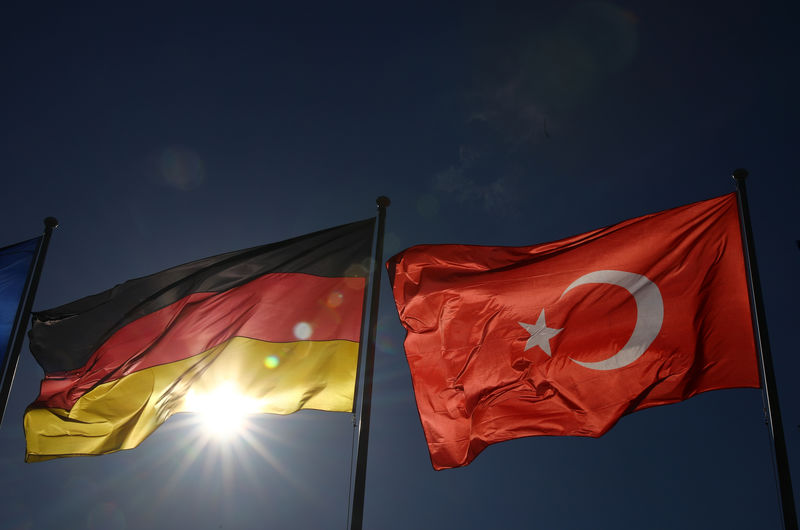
[{"x1": 519, "y1": 310, "x2": 563, "y2": 356}]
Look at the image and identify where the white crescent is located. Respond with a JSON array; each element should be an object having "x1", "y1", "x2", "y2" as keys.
[{"x1": 561, "y1": 270, "x2": 663, "y2": 371}]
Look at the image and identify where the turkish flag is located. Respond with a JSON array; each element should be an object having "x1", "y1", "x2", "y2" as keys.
[{"x1": 387, "y1": 193, "x2": 759, "y2": 470}]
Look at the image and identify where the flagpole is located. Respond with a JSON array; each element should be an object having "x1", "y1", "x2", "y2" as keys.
[
  {"x1": 0, "y1": 217, "x2": 58, "y2": 427},
  {"x1": 349, "y1": 196, "x2": 389, "y2": 530},
  {"x1": 732, "y1": 169, "x2": 798, "y2": 530}
]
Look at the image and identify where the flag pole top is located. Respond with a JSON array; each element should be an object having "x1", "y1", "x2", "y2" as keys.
[
  {"x1": 376, "y1": 196, "x2": 391, "y2": 208},
  {"x1": 732, "y1": 168, "x2": 749, "y2": 182},
  {"x1": 44, "y1": 217, "x2": 59, "y2": 230}
]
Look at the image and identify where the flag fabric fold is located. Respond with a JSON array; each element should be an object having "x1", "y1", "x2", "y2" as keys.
[
  {"x1": 0, "y1": 237, "x2": 40, "y2": 373},
  {"x1": 25, "y1": 219, "x2": 374, "y2": 461},
  {"x1": 387, "y1": 193, "x2": 759, "y2": 470}
]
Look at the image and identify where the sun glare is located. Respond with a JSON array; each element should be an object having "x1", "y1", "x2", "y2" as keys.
[{"x1": 185, "y1": 382, "x2": 260, "y2": 438}]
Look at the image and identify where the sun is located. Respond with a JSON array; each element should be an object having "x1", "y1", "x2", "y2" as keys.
[{"x1": 184, "y1": 382, "x2": 260, "y2": 438}]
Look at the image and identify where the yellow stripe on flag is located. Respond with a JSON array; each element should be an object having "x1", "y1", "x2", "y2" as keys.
[{"x1": 25, "y1": 337, "x2": 358, "y2": 461}]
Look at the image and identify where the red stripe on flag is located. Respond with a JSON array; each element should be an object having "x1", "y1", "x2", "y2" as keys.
[{"x1": 35, "y1": 272, "x2": 365, "y2": 410}]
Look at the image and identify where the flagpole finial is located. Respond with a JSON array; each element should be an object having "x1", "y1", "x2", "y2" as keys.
[
  {"x1": 44, "y1": 217, "x2": 59, "y2": 229},
  {"x1": 376, "y1": 196, "x2": 391, "y2": 208},
  {"x1": 732, "y1": 168, "x2": 749, "y2": 181}
]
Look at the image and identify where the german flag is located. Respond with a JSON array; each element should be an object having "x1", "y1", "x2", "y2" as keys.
[{"x1": 25, "y1": 219, "x2": 374, "y2": 462}]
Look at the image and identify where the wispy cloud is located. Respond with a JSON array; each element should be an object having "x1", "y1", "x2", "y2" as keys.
[
  {"x1": 430, "y1": 2, "x2": 637, "y2": 215},
  {"x1": 432, "y1": 148, "x2": 520, "y2": 215},
  {"x1": 469, "y1": 2, "x2": 638, "y2": 144}
]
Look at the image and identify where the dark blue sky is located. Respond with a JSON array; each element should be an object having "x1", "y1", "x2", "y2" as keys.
[{"x1": 1, "y1": 2, "x2": 798, "y2": 529}]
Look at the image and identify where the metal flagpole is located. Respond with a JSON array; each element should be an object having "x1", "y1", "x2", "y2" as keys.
[
  {"x1": 732, "y1": 169, "x2": 798, "y2": 530},
  {"x1": 349, "y1": 197, "x2": 389, "y2": 530},
  {"x1": 0, "y1": 217, "x2": 58, "y2": 427}
]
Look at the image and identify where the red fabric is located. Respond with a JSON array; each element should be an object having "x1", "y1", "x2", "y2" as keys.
[
  {"x1": 387, "y1": 193, "x2": 759, "y2": 470},
  {"x1": 34, "y1": 273, "x2": 365, "y2": 410}
]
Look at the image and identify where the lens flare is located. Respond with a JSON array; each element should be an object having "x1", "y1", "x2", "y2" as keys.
[
  {"x1": 343, "y1": 261, "x2": 371, "y2": 289},
  {"x1": 264, "y1": 355, "x2": 280, "y2": 369},
  {"x1": 326, "y1": 291, "x2": 344, "y2": 308},
  {"x1": 293, "y1": 321, "x2": 312, "y2": 340}
]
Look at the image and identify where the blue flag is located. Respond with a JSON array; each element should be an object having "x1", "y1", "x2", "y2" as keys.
[{"x1": 0, "y1": 237, "x2": 40, "y2": 371}]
